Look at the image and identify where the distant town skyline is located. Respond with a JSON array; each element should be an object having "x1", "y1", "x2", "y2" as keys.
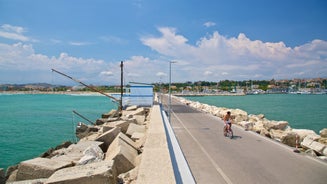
[{"x1": 1, "y1": 0, "x2": 327, "y2": 85}]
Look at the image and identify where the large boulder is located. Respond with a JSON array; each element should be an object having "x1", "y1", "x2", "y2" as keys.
[
  {"x1": 291, "y1": 129, "x2": 317, "y2": 142},
  {"x1": 95, "y1": 127, "x2": 121, "y2": 151},
  {"x1": 0, "y1": 168, "x2": 5, "y2": 184},
  {"x1": 51, "y1": 141, "x2": 103, "y2": 164},
  {"x1": 16, "y1": 157, "x2": 73, "y2": 181},
  {"x1": 301, "y1": 136, "x2": 326, "y2": 155},
  {"x1": 126, "y1": 123, "x2": 146, "y2": 137},
  {"x1": 46, "y1": 160, "x2": 116, "y2": 184},
  {"x1": 263, "y1": 120, "x2": 288, "y2": 130},
  {"x1": 105, "y1": 133, "x2": 138, "y2": 175},
  {"x1": 320, "y1": 128, "x2": 327, "y2": 138},
  {"x1": 77, "y1": 144, "x2": 104, "y2": 165},
  {"x1": 231, "y1": 109, "x2": 248, "y2": 122}
]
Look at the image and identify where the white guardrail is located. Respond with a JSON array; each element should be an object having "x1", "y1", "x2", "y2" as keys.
[{"x1": 160, "y1": 106, "x2": 196, "y2": 184}]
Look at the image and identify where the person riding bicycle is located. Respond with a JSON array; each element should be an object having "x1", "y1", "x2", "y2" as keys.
[{"x1": 223, "y1": 111, "x2": 232, "y2": 136}]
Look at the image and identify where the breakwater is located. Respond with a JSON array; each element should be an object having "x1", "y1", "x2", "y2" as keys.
[
  {"x1": 173, "y1": 95, "x2": 327, "y2": 161},
  {"x1": 2, "y1": 104, "x2": 175, "y2": 184}
]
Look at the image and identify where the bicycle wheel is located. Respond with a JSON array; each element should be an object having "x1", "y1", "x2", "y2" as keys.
[{"x1": 228, "y1": 129, "x2": 233, "y2": 139}]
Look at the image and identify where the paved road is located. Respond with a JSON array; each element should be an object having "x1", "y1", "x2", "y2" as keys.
[{"x1": 161, "y1": 95, "x2": 327, "y2": 184}]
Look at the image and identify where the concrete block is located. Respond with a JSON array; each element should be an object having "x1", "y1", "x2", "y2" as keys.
[
  {"x1": 105, "y1": 133, "x2": 138, "y2": 175},
  {"x1": 131, "y1": 132, "x2": 145, "y2": 141},
  {"x1": 95, "y1": 127, "x2": 121, "y2": 151},
  {"x1": 310, "y1": 141, "x2": 326, "y2": 154},
  {"x1": 301, "y1": 136, "x2": 314, "y2": 149},
  {"x1": 51, "y1": 141, "x2": 103, "y2": 164},
  {"x1": 6, "y1": 178, "x2": 47, "y2": 184},
  {"x1": 104, "y1": 120, "x2": 130, "y2": 134},
  {"x1": 46, "y1": 160, "x2": 116, "y2": 184},
  {"x1": 134, "y1": 115, "x2": 146, "y2": 125},
  {"x1": 16, "y1": 157, "x2": 73, "y2": 181},
  {"x1": 126, "y1": 123, "x2": 146, "y2": 137}
]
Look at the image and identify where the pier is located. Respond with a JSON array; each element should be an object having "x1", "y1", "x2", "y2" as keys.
[{"x1": 160, "y1": 94, "x2": 327, "y2": 184}]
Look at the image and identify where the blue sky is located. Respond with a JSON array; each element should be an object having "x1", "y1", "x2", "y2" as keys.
[{"x1": 0, "y1": 0, "x2": 326, "y2": 85}]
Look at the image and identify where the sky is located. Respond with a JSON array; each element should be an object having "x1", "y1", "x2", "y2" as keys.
[{"x1": 0, "y1": 0, "x2": 327, "y2": 85}]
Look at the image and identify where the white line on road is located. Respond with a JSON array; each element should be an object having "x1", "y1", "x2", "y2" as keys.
[{"x1": 172, "y1": 111, "x2": 233, "y2": 184}]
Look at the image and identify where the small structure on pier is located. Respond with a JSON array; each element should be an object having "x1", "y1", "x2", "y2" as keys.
[{"x1": 122, "y1": 83, "x2": 154, "y2": 108}]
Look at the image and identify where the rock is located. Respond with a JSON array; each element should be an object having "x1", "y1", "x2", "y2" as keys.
[
  {"x1": 95, "y1": 127, "x2": 121, "y2": 151},
  {"x1": 105, "y1": 133, "x2": 138, "y2": 175},
  {"x1": 0, "y1": 168, "x2": 5, "y2": 184},
  {"x1": 95, "y1": 118, "x2": 107, "y2": 125},
  {"x1": 131, "y1": 132, "x2": 145, "y2": 141},
  {"x1": 301, "y1": 136, "x2": 314, "y2": 149},
  {"x1": 292, "y1": 129, "x2": 316, "y2": 142},
  {"x1": 126, "y1": 123, "x2": 146, "y2": 137},
  {"x1": 281, "y1": 132, "x2": 297, "y2": 147},
  {"x1": 126, "y1": 105, "x2": 138, "y2": 111},
  {"x1": 323, "y1": 147, "x2": 327, "y2": 156},
  {"x1": 310, "y1": 141, "x2": 326, "y2": 154},
  {"x1": 104, "y1": 120, "x2": 131, "y2": 134},
  {"x1": 102, "y1": 109, "x2": 118, "y2": 118},
  {"x1": 77, "y1": 144, "x2": 104, "y2": 165},
  {"x1": 320, "y1": 128, "x2": 327, "y2": 138},
  {"x1": 318, "y1": 137, "x2": 327, "y2": 145},
  {"x1": 238, "y1": 121, "x2": 253, "y2": 130},
  {"x1": 253, "y1": 121, "x2": 265, "y2": 133},
  {"x1": 75, "y1": 123, "x2": 99, "y2": 139},
  {"x1": 305, "y1": 149, "x2": 318, "y2": 157},
  {"x1": 40, "y1": 141, "x2": 73, "y2": 158},
  {"x1": 46, "y1": 160, "x2": 116, "y2": 184},
  {"x1": 5, "y1": 165, "x2": 18, "y2": 182},
  {"x1": 301, "y1": 136, "x2": 326, "y2": 155},
  {"x1": 134, "y1": 115, "x2": 146, "y2": 125},
  {"x1": 117, "y1": 166, "x2": 139, "y2": 184},
  {"x1": 16, "y1": 157, "x2": 73, "y2": 181},
  {"x1": 231, "y1": 109, "x2": 248, "y2": 122},
  {"x1": 6, "y1": 178, "x2": 47, "y2": 184},
  {"x1": 263, "y1": 120, "x2": 288, "y2": 130},
  {"x1": 51, "y1": 141, "x2": 103, "y2": 164},
  {"x1": 305, "y1": 133, "x2": 321, "y2": 141},
  {"x1": 6, "y1": 169, "x2": 18, "y2": 183}
]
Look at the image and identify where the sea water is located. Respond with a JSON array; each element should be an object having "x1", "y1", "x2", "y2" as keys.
[
  {"x1": 0, "y1": 94, "x2": 117, "y2": 170},
  {"x1": 185, "y1": 94, "x2": 327, "y2": 134}
]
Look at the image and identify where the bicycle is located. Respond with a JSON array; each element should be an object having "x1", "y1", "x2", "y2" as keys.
[{"x1": 223, "y1": 123, "x2": 233, "y2": 139}]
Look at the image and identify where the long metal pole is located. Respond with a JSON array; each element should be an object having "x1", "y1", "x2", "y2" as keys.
[
  {"x1": 51, "y1": 69, "x2": 119, "y2": 102},
  {"x1": 169, "y1": 61, "x2": 176, "y2": 123},
  {"x1": 169, "y1": 61, "x2": 172, "y2": 123},
  {"x1": 120, "y1": 61, "x2": 123, "y2": 111}
]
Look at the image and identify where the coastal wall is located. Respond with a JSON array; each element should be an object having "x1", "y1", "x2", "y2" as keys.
[
  {"x1": 174, "y1": 95, "x2": 327, "y2": 161},
  {"x1": 3, "y1": 104, "x2": 176, "y2": 184}
]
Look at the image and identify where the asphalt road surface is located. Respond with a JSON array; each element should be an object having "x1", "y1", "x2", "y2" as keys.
[{"x1": 161, "y1": 94, "x2": 327, "y2": 184}]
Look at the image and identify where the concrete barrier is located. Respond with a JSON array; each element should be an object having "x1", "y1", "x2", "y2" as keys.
[{"x1": 136, "y1": 105, "x2": 175, "y2": 184}]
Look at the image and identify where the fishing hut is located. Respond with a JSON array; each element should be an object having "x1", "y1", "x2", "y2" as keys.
[{"x1": 122, "y1": 83, "x2": 154, "y2": 108}]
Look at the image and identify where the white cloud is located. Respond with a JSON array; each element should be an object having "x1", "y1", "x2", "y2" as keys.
[
  {"x1": 141, "y1": 27, "x2": 327, "y2": 81},
  {"x1": 0, "y1": 24, "x2": 31, "y2": 42},
  {"x1": 1, "y1": 26, "x2": 326, "y2": 85},
  {"x1": 204, "y1": 21, "x2": 216, "y2": 28},
  {"x1": 69, "y1": 41, "x2": 92, "y2": 46}
]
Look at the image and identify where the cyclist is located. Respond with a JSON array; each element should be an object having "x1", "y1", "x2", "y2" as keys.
[{"x1": 223, "y1": 111, "x2": 232, "y2": 136}]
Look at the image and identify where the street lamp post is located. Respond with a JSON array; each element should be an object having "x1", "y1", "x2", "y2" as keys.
[{"x1": 169, "y1": 61, "x2": 176, "y2": 123}]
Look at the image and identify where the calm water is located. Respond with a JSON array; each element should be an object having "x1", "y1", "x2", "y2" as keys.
[
  {"x1": 0, "y1": 94, "x2": 117, "y2": 170},
  {"x1": 185, "y1": 94, "x2": 327, "y2": 134}
]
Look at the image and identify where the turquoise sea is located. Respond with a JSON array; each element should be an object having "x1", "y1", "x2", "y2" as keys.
[
  {"x1": 0, "y1": 94, "x2": 117, "y2": 170},
  {"x1": 185, "y1": 94, "x2": 327, "y2": 134},
  {"x1": 1, "y1": 94, "x2": 326, "y2": 171}
]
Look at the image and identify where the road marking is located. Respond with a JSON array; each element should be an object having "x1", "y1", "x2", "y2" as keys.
[{"x1": 172, "y1": 111, "x2": 233, "y2": 184}]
